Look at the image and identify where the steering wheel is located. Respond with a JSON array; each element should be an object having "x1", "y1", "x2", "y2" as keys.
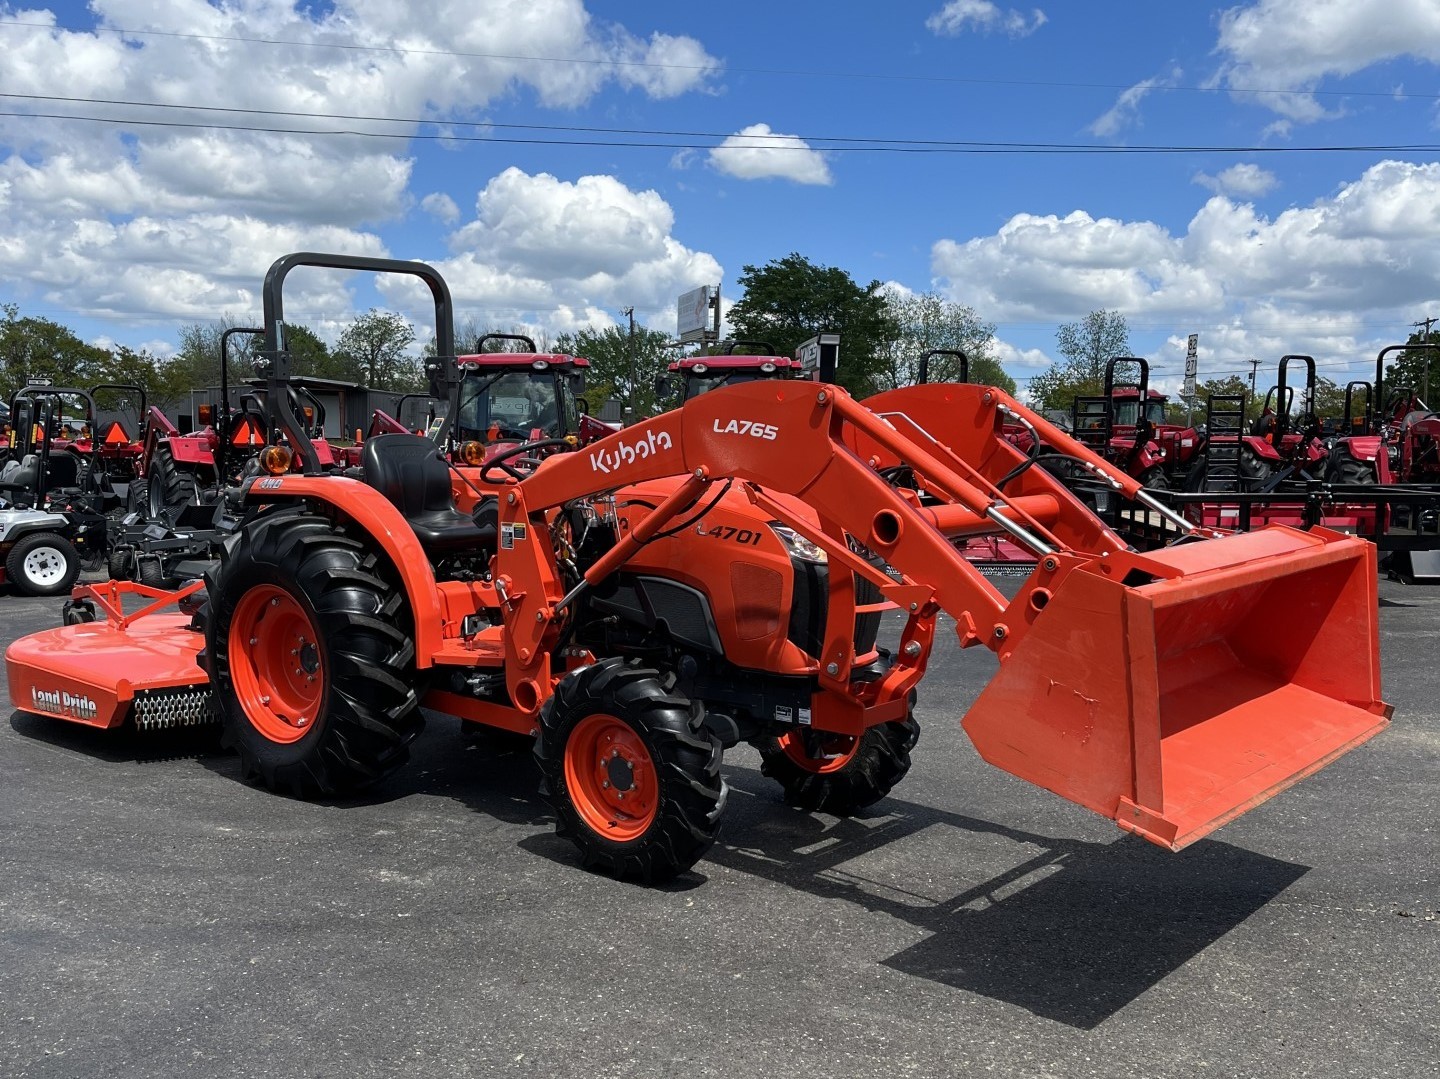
[{"x1": 479, "y1": 437, "x2": 573, "y2": 484}]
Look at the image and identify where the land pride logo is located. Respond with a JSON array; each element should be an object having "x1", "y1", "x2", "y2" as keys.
[{"x1": 31, "y1": 686, "x2": 98, "y2": 721}]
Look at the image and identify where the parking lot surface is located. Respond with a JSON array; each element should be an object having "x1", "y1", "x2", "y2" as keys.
[{"x1": 1, "y1": 578, "x2": 1436, "y2": 1078}]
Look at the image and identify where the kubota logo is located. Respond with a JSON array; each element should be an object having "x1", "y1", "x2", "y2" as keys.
[
  {"x1": 713, "y1": 418, "x2": 778, "y2": 441},
  {"x1": 31, "y1": 686, "x2": 98, "y2": 721},
  {"x1": 588, "y1": 430, "x2": 674, "y2": 475}
]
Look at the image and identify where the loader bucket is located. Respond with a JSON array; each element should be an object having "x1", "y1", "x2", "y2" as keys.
[{"x1": 963, "y1": 527, "x2": 1387, "y2": 850}]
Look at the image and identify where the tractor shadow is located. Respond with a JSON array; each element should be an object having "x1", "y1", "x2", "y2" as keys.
[
  {"x1": 703, "y1": 766, "x2": 1309, "y2": 1030},
  {"x1": 9, "y1": 706, "x2": 1310, "y2": 1023},
  {"x1": 7, "y1": 708, "x2": 225, "y2": 764}
]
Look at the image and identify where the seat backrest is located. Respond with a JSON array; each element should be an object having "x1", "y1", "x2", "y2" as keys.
[
  {"x1": 361, "y1": 434, "x2": 456, "y2": 517},
  {"x1": 45, "y1": 452, "x2": 80, "y2": 489}
]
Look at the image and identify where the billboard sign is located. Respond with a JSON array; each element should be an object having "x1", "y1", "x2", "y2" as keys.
[{"x1": 677, "y1": 286, "x2": 711, "y2": 343}]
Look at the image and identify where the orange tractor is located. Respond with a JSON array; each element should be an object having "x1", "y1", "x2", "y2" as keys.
[{"x1": 5, "y1": 254, "x2": 1390, "y2": 881}]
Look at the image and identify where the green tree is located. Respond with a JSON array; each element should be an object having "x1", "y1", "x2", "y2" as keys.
[
  {"x1": 726, "y1": 253, "x2": 901, "y2": 395},
  {"x1": 1026, "y1": 310, "x2": 1132, "y2": 411},
  {"x1": 334, "y1": 309, "x2": 421, "y2": 391},
  {"x1": 0, "y1": 303, "x2": 112, "y2": 400},
  {"x1": 875, "y1": 289, "x2": 1014, "y2": 394},
  {"x1": 1383, "y1": 327, "x2": 1440, "y2": 406},
  {"x1": 1194, "y1": 375, "x2": 1263, "y2": 426},
  {"x1": 554, "y1": 324, "x2": 673, "y2": 417}
]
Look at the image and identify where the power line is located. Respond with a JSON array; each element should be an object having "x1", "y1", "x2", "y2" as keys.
[
  {"x1": 0, "y1": 18, "x2": 1432, "y2": 102},
  {"x1": 2, "y1": 103, "x2": 1437, "y2": 156}
]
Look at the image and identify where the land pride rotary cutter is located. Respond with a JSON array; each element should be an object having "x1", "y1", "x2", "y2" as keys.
[{"x1": 7, "y1": 256, "x2": 1390, "y2": 881}]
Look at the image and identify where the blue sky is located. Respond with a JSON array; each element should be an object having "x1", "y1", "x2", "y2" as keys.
[{"x1": 2, "y1": 1, "x2": 1440, "y2": 398}]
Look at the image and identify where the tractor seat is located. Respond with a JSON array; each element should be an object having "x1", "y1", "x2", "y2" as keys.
[{"x1": 361, "y1": 434, "x2": 496, "y2": 556}]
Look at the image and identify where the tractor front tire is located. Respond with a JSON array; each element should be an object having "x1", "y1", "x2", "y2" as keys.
[
  {"x1": 207, "y1": 510, "x2": 424, "y2": 798},
  {"x1": 1138, "y1": 466, "x2": 1170, "y2": 491},
  {"x1": 758, "y1": 712, "x2": 920, "y2": 816},
  {"x1": 6, "y1": 532, "x2": 81, "y2": 597},
  {"x1": 537, "y1": 659, "x2": 726, "y2": 882}
]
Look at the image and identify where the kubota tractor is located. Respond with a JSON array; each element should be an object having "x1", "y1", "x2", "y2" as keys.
[{"x1": 6, "y1": 257, "x2": 1390, "y2": 883}]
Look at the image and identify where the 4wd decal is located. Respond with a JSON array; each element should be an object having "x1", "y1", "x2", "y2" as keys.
[
  {"x1": 588, "y1": 430, "x2": 673, "y2": 475},
  {"x1": 713, "y1": 419, "x2": 778, "y2": 441},
  {"x1": 31, "y1": 686, "x2": 98, "y2": 721}
]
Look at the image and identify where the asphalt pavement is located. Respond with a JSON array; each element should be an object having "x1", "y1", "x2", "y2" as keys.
[{"x1": 0, "y1": 575, "x2": 1435, "y2": 1079}]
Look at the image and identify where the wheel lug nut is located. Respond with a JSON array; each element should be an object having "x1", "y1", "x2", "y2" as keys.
[{"x1": 602, "y1": 780, "x2": 610, "y2": 789}]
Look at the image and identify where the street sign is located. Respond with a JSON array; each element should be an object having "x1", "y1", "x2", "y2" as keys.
[
  {"x1": 25, "y1": 376, "x2": 53, "y2": 387},
  {"x1": 1183, "y1": 334, "x2": 1198, "y2": 397}
]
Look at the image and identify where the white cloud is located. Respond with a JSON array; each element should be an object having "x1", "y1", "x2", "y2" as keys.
[
  {"x1": 421, "y1": 193, "x2": 461, "y2": 225},
  {"x1": 1192, "y1": 163, "x2": 1279, "y2": 197},
  {"x1": 0, "y1": 3, "x2": 721, "y2": 324},
  {"x1": 1214, "y1": 0, "x2": 1440, "y2": 121},
  {"x1": 991, "y1": 338, "x2": 1053, "y2": 369},
  {"x1": 926, "y1": 1, "x2": 1047, "y2": 38},
  {"x1": 1088, "y1": 69, "x2": 1180, "y2": 138},
  {"x1": 708, "y1": 124, "x2": 833, "y2": 185},
  {"x1": 390, "y1": 168, "x2": 721, "y2": 339},
  {"x1": 932, "y1": 160, "x2": 1440, "y2": 378}
]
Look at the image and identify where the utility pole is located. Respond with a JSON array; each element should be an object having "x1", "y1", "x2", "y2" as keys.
[
  {"x1": 1414, "y1": 316, "x2": 1437, "y2": 406},
  {"x1": 623, "y1": 306, "x2": 637, "y2": 414}
]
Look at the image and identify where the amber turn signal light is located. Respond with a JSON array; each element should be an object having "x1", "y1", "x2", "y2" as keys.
[
  {"x1": 259, "y1": 445, "x2": 293, "y2": 475},
  {"x1": 458, "y1": 440, "x2": 486, "y2": 466}
]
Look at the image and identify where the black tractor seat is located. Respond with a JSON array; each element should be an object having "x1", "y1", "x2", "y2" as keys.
[{"x1": 361, "y1": 434, "x2": 496, "y2": 556}]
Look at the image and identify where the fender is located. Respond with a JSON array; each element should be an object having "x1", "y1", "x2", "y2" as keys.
[
  {"x1": 1241, "y1": 434, "x2": 1283, "y2": 462},
  {"x1": 241, "y1": 475, "x2": 446, "y2": 665}
]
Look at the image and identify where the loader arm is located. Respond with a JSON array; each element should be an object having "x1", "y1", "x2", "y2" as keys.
[{"x1": 504, "y1": 381, "x2": 1388, "y2": 852}]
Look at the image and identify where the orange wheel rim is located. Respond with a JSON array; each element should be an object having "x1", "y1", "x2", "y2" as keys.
[
  {"x1": 778, "y1": 729, "x2": 859, "y2": 774},
  {"x1": 227, "y1": 585, "x2": 325, "y2": 744},
  {"x1": 563, "y1": 714, "x2": 658, "y2": 840}
]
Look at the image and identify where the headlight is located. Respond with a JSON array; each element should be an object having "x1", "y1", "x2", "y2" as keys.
[{"x1": 769, "y1": 523, "x2": 827, "y2": 564}]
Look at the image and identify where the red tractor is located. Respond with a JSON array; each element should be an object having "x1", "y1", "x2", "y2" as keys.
[
  {"x1": 1067, "y1": 357, "x2": 1170, "y2": 489},
  {"x1": 1326, "y1": 343, "x2": 1440, "y2": 486},
  {"x1": 659, "y1": 340, "x2": 805, "y2": 404},
  {"x1": 1239, "y1": 355, "x2": 1328, "y2": 490}
]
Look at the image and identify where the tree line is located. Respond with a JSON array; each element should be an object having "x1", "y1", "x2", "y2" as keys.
[{"x1": 7, "y1": 256, "x2": 1436, "y2": 428}]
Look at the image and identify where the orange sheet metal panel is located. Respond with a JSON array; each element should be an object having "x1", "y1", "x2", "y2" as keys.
[
  {"x1": 5, "y1": 614, "x2": 206, "y2": 729},
  {"x1": 962, "y1": 528, "x2": 1387, "y2": 849}
]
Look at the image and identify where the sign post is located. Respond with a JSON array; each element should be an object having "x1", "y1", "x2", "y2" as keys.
[{"x1": 1183, "y1": 334, "x2": 1199, "y2": 426}]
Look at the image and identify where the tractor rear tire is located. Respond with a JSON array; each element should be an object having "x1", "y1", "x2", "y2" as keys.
[
  {"x1": 536, "y1": 658, "x2": 726, "y2": 882},
  {"x1": 147, "y1": 445, "x2": 200, "y2": 524},
  {"x1": 207, "y1": 509, "x2": 424, "y2": 798},
  {"x1": 757, "y1": 712, "x2": 920, "y2": 816},
  {"x1": 1327, "y1": 455, "x2": 1378, "y2": 486},
  {"x1": 1239, "y1": 445, "x2": 1274, "y2": 491},
  {"x1": 6, "y1": 532, "x2": 81, "y2": 597}
]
